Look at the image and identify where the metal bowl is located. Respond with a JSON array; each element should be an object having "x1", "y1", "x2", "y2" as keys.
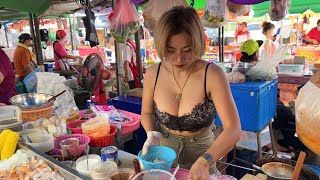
[
  {"x1": 10, "y1": 93, "x2": 53, "y2": 109},
  {"x1": 237, "y1": 62, "x2": 255, "y2": 74}
]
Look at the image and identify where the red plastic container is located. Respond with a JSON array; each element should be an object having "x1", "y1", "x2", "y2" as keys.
[
  {"x1": 89, "y1": 124, "x2": 117, "y2": 147},
  {"x1": 67, "y1": 120, "x2": 86, "y2": 134}
]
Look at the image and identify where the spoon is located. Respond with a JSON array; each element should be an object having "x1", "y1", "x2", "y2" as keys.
[
  {"x1": 85, "y1": 144, "x2": 90, "y2": 171},
  {"x1": 171, "y1": 164, "x2": 180, "y2": 180},
  {"x1": 46, "y1": 90, "x2": 66, "y2": 104}
]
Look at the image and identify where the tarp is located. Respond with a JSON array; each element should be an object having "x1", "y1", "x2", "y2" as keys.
[
  {"x1": 0, "y1": 0, "x2": 52, "y2": 15},
  {"x1": 253, "y1": 0, "x2": 320, "y2": 17}
]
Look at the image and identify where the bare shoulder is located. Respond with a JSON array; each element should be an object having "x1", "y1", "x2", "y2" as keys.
[
  {"x1": 206, "y1": 62, "x2": 226, "y2": 80},
  {"x1": 145, "y1": 63, "x2": 161, "y2": 77}
]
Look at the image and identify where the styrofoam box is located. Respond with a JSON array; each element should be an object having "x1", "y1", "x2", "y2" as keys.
[
  {"x1": 278, "y1": 64, "x2": 304, "y2": 75},
  {"x1": 215, "y1": 80, "x2": 278, "y2": 132}
]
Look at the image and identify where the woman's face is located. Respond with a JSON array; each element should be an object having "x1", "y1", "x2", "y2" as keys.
[
  {"x1": 166, "y1": 33, "x2": 195, "y2": 69},
  {"x1": 266, "y1": 28, "x2": 275, "y2": 37}
]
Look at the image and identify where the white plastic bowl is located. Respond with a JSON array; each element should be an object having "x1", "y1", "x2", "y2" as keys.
[
  {"x1": 26, "y1": 133, "x2": 54, "y2": 152},
  {"x1": 132, "y1": 169, "x2": 175, "y2": 180}
]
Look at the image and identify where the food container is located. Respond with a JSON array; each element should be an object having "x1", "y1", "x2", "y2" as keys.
[
  {"x1": 67, "y1": 120, "x2": 86, "y2": 134},
  {"x1": 10, "y1": 93, "x2": 53, "y2": 110},
  {"x1": 76, "y1": 154, "x2": 101, "y2": 176},
  {"x1": 19, "y1": 129, "x2": 42, "y2": 141},
  {"x1": 91, "y1": 161, "x2": 118, "y2": 179},
  {"x1": 0, "y1": 106, "x2": 23, "y2": 132},
  {"x1": 278, "y1": 64, "x2": 304, "y2": 76},
  {"x1": 108, "y1": 168, "x2": 135, "y2": 180},
  {"x1": 26, "y1": 134, "x2": 54, "y2": 153},
  {"x1": 60, "y1": 138, "x2": 80, "y2": 160},
  {"x1": 132, "y1": 169, "x2": 175, "y2": 180},
  {"x1": 62, "y1": 160, "x2": 76, "y2": 169},
  {"x1": 53, "y1": 134, "x2": 90, "y2": 158}
]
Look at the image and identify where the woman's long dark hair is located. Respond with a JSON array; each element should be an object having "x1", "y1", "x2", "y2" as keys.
[{"x1": 262, "y1": 22, "x2": 275, "y2": 35}]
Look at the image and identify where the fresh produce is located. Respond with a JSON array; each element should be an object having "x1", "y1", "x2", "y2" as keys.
[
  {"x1": 0, "y1": 129, "x2": 12, "y2": 154},
  {"x1": 201, "y1": 0, "x2": 229, "y2": 28},
  {"x1": 1, "y1": 131, "x2": 19, "y2": 160}
]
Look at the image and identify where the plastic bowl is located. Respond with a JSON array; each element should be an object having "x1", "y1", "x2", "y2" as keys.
[
  {"x1": 76, "y1": 154, "x2": 101, "y2": 176},
  {"x1": 108, "y1": 168, "x2": 135, "y2": 180},
  {"x1": 91, "y1": 161, "x2": 118, "y2": 179},
  {"x1": 132, "y1": 169, "x2": 175, "y2": 180},
  {"x1": 26, "y1": 134, "x2": 54, "y2": 152},
  {"x1": 138, "y1": 146, "x2": 176, "y2": 171}
]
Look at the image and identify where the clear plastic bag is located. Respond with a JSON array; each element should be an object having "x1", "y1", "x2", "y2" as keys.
[
  {"x1": 296, "y1": 75, "x2": 320, "y2": 156},
  {"x1": 142, "y1": 0, "x2": 188, "y2": 36},
  {"x1": 245, "y1": 45, "x2": 288, "y2": 81},
  {"x1": 81, "y1": 116, "x2": 111, "y2": 137},
  {"x1": 202, "y1": 0, "x2": 229, "y2": 28},
  {"x1": 269, "y1": 0, "x2": 290, "y2": 21},
  {"x1": 227, "y1": 1, "x2": 250, "y2": 16},
  {"x1": 108, "y1": 0, "x2": 140, "y2": 43}
]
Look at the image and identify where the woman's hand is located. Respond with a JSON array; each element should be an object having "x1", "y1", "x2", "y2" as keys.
[
  {"x1": 142, "y1": 131, "x2": 162, "y2": 155},
  {"x1": 187, "y1": 158, "x2": 210, "y2": 180}
]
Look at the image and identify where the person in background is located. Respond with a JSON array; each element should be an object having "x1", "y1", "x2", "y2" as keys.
[
  {"x1": 272, "y1": 34, "x2": 280, "y2": 48},
  {"x1": 260, "y1": 22, "x2": 276, "y2": 56},
  {"x1": 53, "y1": 30, "x2": 83, "y2": 70},
  {"x1": 119, "y1": 37, "x2": 139, "y2": 89},
  {"x1": 0, "y1": 48, "x2": 17, "y2": 104},
  {"x1": 239, "y1": 39, "x2": 260, "y2": 63},
  {"x1": 141, "y1": 6, "x2": 240, "y2": 179},
  {"x1": 13, "y1": 33, "x2": 37, "y2": 82},
  {"x1": 305, "y1": 19, "x2": 320, "y2": 45},
  {"x1": 235, "y1": 22, "x2": 250, "y2": 43}
]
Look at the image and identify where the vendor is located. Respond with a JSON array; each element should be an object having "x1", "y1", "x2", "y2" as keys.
[
  {"x1": 239, "y1": 39, "x2": 260, "y2": 63},
  {"x1": 305, "y1": 19, "x2": 320, "y2": 45},
  {"x1": 235, "y1": 22, "x2": 250, "y2": 43},
  {"x1": 53, "y1": 30, "x2": 83, "y2": 70},
  {"x1": 141, "y1": 6, "x2": 240, "y2": 179},
  {"x1": 0, "y1": 48, "x2": 17, "y2": 104},
  {"x1": 260, "y1": 22, "x2": 276, "y2": 56},
  {"x1": 13, "y1": 33, "x2": 36, "y2": 82}
]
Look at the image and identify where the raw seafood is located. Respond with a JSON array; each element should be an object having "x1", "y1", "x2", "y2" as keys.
[{"x1": 153, "y1": 158, "x2": 166, "y2": 163}]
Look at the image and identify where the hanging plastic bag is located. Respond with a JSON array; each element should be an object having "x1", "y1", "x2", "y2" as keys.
[
  {"x1": 245, "y1": 45, "x2": 288, "y2": 81},
  {"x1": 108, "y1": 0, "x2": 140, "y2": 43},
  {"x1": 295, "y1": 70, "x2": 320, "y2": 156},
  {"x1": 202, "y1": 0, "x2": 229, "y2": 28},
  {"x1": 82, "y1": 10, "x2": 99, "y2": 47},
  {"x1": 23, "y1": 68, "x2": 42, "y2": 93},
  {"x1": 227, "y1": 1, "x2": 250, "y2": 16},
  {"x1": 269, "y1": 0, "x2": 290, "y2": 21},
  {"x1": 142, "y1": 0, "x2": 188, "y2": 36}
]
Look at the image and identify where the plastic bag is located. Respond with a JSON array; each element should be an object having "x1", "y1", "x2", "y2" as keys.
[
  {"x1": 202, "y1": 0, "x2": 229, "y2": 28},
  {"x1": 227, "y1": 1, "x2": 250, "y2": 16},
  {"x1": 23, "y1": 68, "x2": 42, "y2": 92},
  {"x1": 245, "y1": 45, "x2": 288, "y2": 81},
  {"x1": 82, "y1": 116, "x2": 111, "y2": 137},
  {"x1": 142, "y1": 0, "x2": 188, "y2": 36},
  {"x1": 296, "y1": 75, "x2": 320, "y2": 156},
  {"x1": 108, "y1": 0, "x2": 140, "y2": 43},
  {"x1": 269, "y1": 0, "x2": 290, "y2": 21},
  {"x1": 82, "y1": 10, "x2": 99, "y2": 47}
]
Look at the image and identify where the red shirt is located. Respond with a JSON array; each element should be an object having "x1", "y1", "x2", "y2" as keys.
[
  {"x1": 0, "y1": 49, "x2": 17, "y2": 104},
  {"x1": 307, "y1": 27, "x2": 320, "y2": 42},
  {"x1": 53, "y1": 41, "x2": 68, "y2": 70}
]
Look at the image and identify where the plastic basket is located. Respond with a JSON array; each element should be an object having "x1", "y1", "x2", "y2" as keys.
[
  {"x1": 89, "y1": 124, "x2": 117, "y2": 147},
  {"x1": 67, "y1": 120, "x2": 86, "y2": 134},
  {"x1": 138, "y1": 146, "x2": 176, "y2": 171},
  {"x1": 53, "y1": 134, "x2": 90, "y2": 156},
  {"x1": 110, "y1": 110, "x2": 140, "y2": 135},
  {"x1": 22, "y1": 105, "x2": 53, "y2": 122},
  {"x1": 169, "y1": 168, "x2": 189, "y2": 179},
  {"x1": 305, "y1": 164, "x2": 320, "y2": 176},
  {"x1": 66, "y1": 111, "x2": 81, "y2": 123}
]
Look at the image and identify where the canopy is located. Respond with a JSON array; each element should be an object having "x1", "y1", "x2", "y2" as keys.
[
  {"x1": 0, "y1": 0, "x2": 51, "y2": 15},
  {"x1": 252, "y1": 0, "x2": 320, "y2": 17}
]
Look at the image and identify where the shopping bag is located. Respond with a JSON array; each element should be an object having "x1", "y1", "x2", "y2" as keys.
[{"x1": 108, "y1": 0, "x2": 140, "y2": 43}]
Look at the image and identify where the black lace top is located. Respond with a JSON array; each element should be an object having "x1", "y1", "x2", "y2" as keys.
[{"x1": 153, "y1": 63, "x2": 216, "y2": 132}]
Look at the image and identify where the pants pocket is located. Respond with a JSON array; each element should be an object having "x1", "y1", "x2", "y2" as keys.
[{"x1": 191, "y1": 131, "x2": 214, "y2": 149}]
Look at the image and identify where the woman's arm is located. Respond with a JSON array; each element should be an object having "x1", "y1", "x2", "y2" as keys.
[
  {"x1": 206, "y1": 64, "x2": 241, "y2": 162},
  {"x1": 141, "y1": 64, "x2": 159, "y2": 133},
  {"x1": 264, "y1": 40, "x2": 272, "y2": 55}
]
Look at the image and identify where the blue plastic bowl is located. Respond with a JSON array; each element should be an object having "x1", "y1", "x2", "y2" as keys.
[
  {"x1": 138, "y1": 146, "x2": 176, "y2": 171},
  {"x1": 305, "y1": 164, "x2": 320, "y2": 177}
]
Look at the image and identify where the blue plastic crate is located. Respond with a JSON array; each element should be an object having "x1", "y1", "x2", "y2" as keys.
[
  {"x1": 108, "y1": 96, "x2": 142, "y2": 114},
  {"x1": 215, "y1": 80, "x2": 278, "y2": 132}
]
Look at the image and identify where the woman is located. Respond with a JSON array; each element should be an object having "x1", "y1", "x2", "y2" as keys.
[
  {"x1": 0, "y1": 48, "x2": 17, "y2": 104},
  {"x1": 53, "y1": 30, "x2": 83, "y2": 70},
  {"x1": 235, "y1": 22, "x2": 250, "y2": 43},
  {"x1": 260, "y1": 22, "x2": 276, "y2": 56},
  {"x1": 141, "y1": 6, "x2": 241, "y2": 179}
]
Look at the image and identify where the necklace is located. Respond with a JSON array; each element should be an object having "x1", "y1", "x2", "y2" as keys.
[{"x1": 172, "y1": 62, "x2": 196, "y2": 102}]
